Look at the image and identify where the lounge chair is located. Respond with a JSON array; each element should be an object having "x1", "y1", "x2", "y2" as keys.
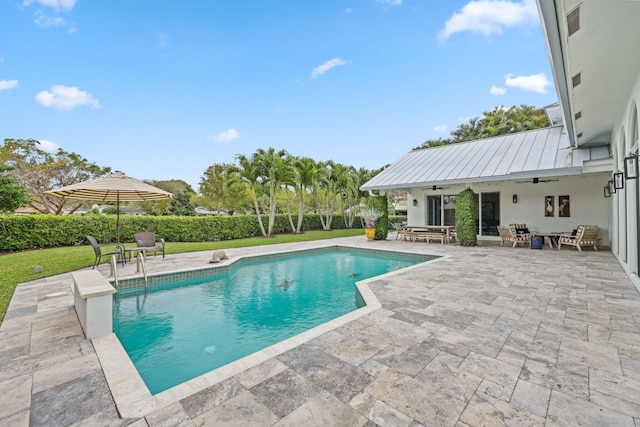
[
  {"x1": 87, "y1": 235, "x2": 123, "y2": 269},
  {"x1": 558, "y1": 225, "x2": 600, "y2": 252},
  {"x1": 134, "y1": 232, "x2": 166, "y2": 258},
  {"x1": 497, "y1": 226, "x2": 512, "y2": 247},
  {"x1": 497, "y1": 224, "x2": 531, "y2": 248}
]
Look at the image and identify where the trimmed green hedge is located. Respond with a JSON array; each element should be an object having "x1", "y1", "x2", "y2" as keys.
[
  {"x1": 455, "y1": 188, "x2": 478, "y2": 247},
  {"x1": 0, "y1": 213, "x2": 405, "y2": 252},
  {"x1": 0, "y1": 214, "x2": 404, "y2": 252}
]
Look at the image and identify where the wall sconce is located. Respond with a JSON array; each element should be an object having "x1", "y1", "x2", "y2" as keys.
[
  {"x1": 412, "y1": 199, "x2": 418, "y2": 207},
  {"x1": 614, "y1": 171, "x2": 624, "y2": 190},
  {"x1": 608, "y1": 180, "x2": 616, "y2": 194},
  {"x1": 512, "y1": 194, "x2": 518, "y2": 204},
  {"x1": 625, "y1": 153, "x2": 638, "y2": 180},
  {"x1": 604, "y1": 185, "x2": 611, "y2": 198}
]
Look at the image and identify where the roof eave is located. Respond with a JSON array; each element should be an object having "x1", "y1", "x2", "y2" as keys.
[{"x1": 537, "y1": 0, "x2": 577, "y2": 147}]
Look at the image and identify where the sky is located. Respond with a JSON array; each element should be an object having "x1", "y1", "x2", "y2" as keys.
[{"x1": 0, "y1": 0, "x2": 558, "y2": 190}]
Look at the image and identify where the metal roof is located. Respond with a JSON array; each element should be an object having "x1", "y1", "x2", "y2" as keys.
[{"x1": 361, "y1": 126, "x2": 610, "y2": 191}]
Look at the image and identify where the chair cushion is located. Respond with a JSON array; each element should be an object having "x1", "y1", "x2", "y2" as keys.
[{"x1": 515, "y1": 227, "x2": 530, "y2": 234}]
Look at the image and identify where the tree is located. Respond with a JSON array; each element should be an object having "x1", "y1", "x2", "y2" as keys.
[
  {"x1": 292, "y1": 157, "x2": 318, "y2": 233},
  {"x1": 316, "y1": 160, "x2": 339, "y2": 231},
  {"x1": 197, "y1": 163, "x2": 251, "y2": 215},
  {"x1": 0, "y1": 165, "x2": 30, "y2": 212},
  {"x1": 413, "y1": 104, "x2": 550, "y2": 150},
  {"x1": 234, "y1": 152, "x2": 268, "y2": 236},
  {"x1": 0, "y1": 138, "x2": 111, "y2": 214},
  {"x1": 147, "y1": 179, "x2": 196, "y2": 216},
  {"x1": 254, "y1": 147, "x2": 290, "y2": 237}
]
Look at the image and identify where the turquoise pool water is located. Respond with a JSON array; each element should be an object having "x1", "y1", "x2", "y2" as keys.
[{"x1": 113, "y1": 248, "x2": 429, "y2": 394}]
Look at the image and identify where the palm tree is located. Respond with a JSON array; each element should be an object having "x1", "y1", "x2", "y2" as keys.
[
  {"x1": 316, "y1": 160, "x2": 340, "y2": 231},
  {"x1": 292, "y1": 156, "x2": 318, "y2": 233},
  {"x1": 254, "y1": 147, "x2": 289, "y2": 237},
  {"x1": 234, "y1": 153, "x2": 268, "y2": 236}
]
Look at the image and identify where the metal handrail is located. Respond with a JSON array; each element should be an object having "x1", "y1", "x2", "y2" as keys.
[
  {"x1": 110, "y1": 254, "x2": 119, "y2": 290},
  {"x1": 137, "y1": 251, "x2": 148, "y2": 292}
]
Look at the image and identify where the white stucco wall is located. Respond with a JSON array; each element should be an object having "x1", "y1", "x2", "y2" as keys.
[
  {"x1": 609, "y1": 67, "x2": 640, "y2": 281},
  {"x1": 406, "y1": 172, "x2": 611, "y2": 245}
]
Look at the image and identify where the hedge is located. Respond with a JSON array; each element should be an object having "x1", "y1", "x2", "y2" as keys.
[{"x1": 0, "y1": 213, "x2": 408, "y2": 252}]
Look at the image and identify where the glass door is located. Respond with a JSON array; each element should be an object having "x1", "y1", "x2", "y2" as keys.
[{"x1": 427, "y1": 196, "x2": 441, "y2": 225}]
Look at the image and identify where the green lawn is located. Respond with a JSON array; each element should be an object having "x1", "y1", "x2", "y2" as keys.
[{"x1": 0, "y1": 229, "x2": 364, "y2": 323}]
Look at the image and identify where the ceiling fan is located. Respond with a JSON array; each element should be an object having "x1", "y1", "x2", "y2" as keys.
[
  {"x1": 515, "y1": 177, "x2": 559, "y2": 184},
  {"x1": 431, "y1": 185, "x2": 448, "y2": 190}
]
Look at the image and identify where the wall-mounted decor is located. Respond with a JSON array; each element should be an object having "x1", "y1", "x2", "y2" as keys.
[
  {"x1": 558, "y1": 195, "x2": 570, "y2": 217},
  {"x1": 545, "y1": 195, "x2": 554, "y2": 217}
]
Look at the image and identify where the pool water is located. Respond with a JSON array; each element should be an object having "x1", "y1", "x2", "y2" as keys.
[{"x1": 113, "y1": 248, "x2": 426, "y2": 394}]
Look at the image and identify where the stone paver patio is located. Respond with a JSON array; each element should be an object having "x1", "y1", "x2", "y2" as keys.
[{"x1": 2, "y1": 235, "x2": 640, "y2": 426}]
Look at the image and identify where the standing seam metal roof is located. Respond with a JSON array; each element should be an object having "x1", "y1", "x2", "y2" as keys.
[{"x1": 361, "y1": 126, "x2": 609, "y2": 191}]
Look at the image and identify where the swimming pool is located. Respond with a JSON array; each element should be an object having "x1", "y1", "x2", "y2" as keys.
[{"x1": 113, "y1": 246, "x2": 433, "y2": 394}]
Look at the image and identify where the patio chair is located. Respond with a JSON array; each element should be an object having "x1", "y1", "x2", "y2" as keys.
[
  {"x1": 497, "y1": 226, "x2": 512, "y2": 246},
  {"x1": 87, "y1": 235, "x2": 123, "y2": 269},
  {"x1": 134, "y1": 232, "x2": 166, "y2": 258},
  {"x1": 507, "y1": 223, "x2": 532, "y2": 248},
  {"x1": 558, "y1": 225, "x2": 600, "y2": 252}
]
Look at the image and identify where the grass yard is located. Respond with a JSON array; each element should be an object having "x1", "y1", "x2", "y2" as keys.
[{"x1": 0, "y1": 229, "x2": 364, "y2": 323}]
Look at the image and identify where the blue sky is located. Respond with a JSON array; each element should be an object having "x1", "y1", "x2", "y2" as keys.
[{"x1": 1, "y1": 0, "x2": 557, "y2": 189}]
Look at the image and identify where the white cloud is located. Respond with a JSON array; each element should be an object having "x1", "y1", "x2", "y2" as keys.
[
  {"x1": 311, "y1": 58, "x2": 348, "y2": 79},
  {"x1": 505, "y1": 72, "x2": 551, "y2": 93},
  {"x1": 210, "y1": 128, "x2": 240, "y2": 143},
  {"x1": 0, "y1": 80, "x2": 19, "y2": 91},
  {"x1": 34, "y1": 12, "x2": 68, "y2": 28},
  {"x1": 490, "y1": 85, "x2": 507, "y2": 95},
  {"x1": 440, "y1": 0, "x2": 538, "y2": 40},
  {"x1": 434, "y1": 125, "x2": 447, "y2": 134},
  {"x1": 378, "y1": 0, "x2": 402, "y2": 6},
  {"x1": 35, "y1": 85, "x2": 101, "y2": 110},
  {"x1": 37, "y1": 139, "x2": 60, "y2": 152},
  {"x1": 23, "y1": 0, "x2": 78, "y2": 12},
  {"x1": 0, "y1": 56, "x2": 4, "y2": 62}
]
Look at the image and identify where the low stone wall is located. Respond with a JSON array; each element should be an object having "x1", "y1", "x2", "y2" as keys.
[{"x1": 72, "y1": 270, "x2": 116, "y2": 339}]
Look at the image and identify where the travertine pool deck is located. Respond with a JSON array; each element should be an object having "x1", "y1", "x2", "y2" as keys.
[{"x1": 2, "y1": 235, "x2": 640, "y2": 426}]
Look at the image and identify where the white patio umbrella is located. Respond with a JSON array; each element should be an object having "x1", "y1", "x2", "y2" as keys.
[{"x1": 46, "y1": 171, "x2": 173, "y2": 244}]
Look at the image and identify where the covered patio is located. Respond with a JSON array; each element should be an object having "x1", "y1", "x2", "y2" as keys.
[
  {"x1": 2, "y1": 235, "x2": 640, "y2": 426},
  {"x1": 361, "y1": 109, "x2": 613, "y2": 247}
]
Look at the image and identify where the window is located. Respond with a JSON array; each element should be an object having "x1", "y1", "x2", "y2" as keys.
[{"x1": 443, "y1": 195, "x2": 456, "y2": 226}]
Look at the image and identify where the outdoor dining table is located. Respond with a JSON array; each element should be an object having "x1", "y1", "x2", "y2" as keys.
[
  {"x1": 400, "y1": 225, "x2": 456, "y2": 243},
  {"x1": 530, "y1": 232, "x2": 567, "y2": 249}
]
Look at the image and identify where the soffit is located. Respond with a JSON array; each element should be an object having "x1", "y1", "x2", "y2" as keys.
[{"x1": 557, "y1": 0, "x2": 640, "y2": 146}]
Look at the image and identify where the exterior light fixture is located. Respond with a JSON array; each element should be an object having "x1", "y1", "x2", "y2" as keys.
[
  {"x1": 604, "y1": 185, "x2": 611, "y2": 198},
  {"x1": 625, "y1": 153, "x2": 638, "y2": 180},
  {"x1": 608, "y1": 180, "x2": 616, "y2": 194},
  {"x1": 614, "y1": 171, "x2": 624, "y2": 190},
  {"x1": 412, "y1": 199, "x2": 418, "y2": 207},
  {"x1": 512, "y1": 194, "x2": 518, "y2": 204}
]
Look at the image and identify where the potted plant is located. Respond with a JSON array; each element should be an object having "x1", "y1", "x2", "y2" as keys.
[{"x1": 361, "y1": 207, "x2": 382, "y2": 241}]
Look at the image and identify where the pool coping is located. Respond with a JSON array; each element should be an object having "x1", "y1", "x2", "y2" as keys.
[{"x1": 93, "y1": 245, "x2": 445, "y2": 418}]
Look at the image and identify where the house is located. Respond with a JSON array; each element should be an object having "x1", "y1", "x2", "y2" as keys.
[{"x1": 361, "y1": 1, "x2": 640, "y2": 286}]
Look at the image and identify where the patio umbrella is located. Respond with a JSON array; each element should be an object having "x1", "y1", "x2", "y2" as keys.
[{"x1": 46, "y1": 171, "x2": 173, "y2": 244}]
